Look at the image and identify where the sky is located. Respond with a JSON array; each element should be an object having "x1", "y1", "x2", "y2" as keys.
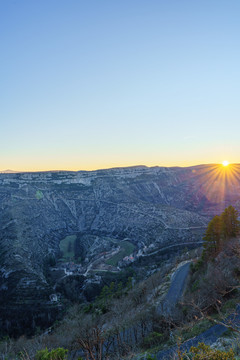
[{"x1": 1, "y1": 0, "x2": 240, "y2": 171}]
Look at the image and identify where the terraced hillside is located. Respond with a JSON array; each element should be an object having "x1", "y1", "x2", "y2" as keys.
[{"x1": 0, "y1": 164, "x2": 239, "y2": 335}]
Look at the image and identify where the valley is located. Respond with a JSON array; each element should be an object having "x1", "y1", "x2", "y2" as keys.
[{"x1": 0, "y1": 164, "x2": 239, "y2": 336}]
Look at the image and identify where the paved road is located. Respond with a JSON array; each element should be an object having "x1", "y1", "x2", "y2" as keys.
[
  {"x1": 157, "y1": 262, "x2": 191, "y2": 315},
  {"x1": 155, "y1": 304, "x2": 240, "y2": 359}
]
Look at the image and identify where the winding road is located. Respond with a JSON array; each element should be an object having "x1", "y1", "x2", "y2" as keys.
[
  {"x1": 157, "y1": 261, "x2": 191, "y2": 316},
  {"x1": 136, "y1": 262, "x2": 240, "y2": 359},
  {"x1": 75, "y1": 261, "x2": 239, "y2": 360},
  {"x1": 156, "y1": 305, "x2": 240, "y2": 359}
]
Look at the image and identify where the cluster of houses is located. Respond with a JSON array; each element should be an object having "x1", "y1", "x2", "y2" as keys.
[
  {"x1": 61, "y1": 262, "x2": 83, "y2": 275},
  {"x1": 122, "y1": 255, "x2": 134, "y2": 263}
]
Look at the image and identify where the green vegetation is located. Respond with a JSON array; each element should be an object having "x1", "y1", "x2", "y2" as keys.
[
  {"x1": 141, "y1": 354, "x2": 157, "y2": 360},
  {"x1": 106, "y1": 240, "x2": 135, "y2": 266},
  {"x1": 221, "y1": 297, "x2": 240, "y2": 315},
  {"x1": 202, "y1": 214, "x2": 221, "y2": 257},
  {"x1": 35, "y1": 347, "x2": 68, "y2": 360},
  {"x1": 83, "y1": 276, "x2": 133, "y2": 315},
  {"x1": 59, "y1": 235, "x2": 77, "y2": 261},
  {"x1": 202, "y1": 206, "x2": 240, "y2": 261},
  {"x1": 221, "y1": 206, "x2": 240, "y2": 240},
  {"x1": 1, "y1": 227, "x2": 239, "y2": 360},
  {"x1": 1, "y1": 251, "x2": 240, "y2": 359},
  {"x1": 99, "y1": 281, "x2": 123, "y2": 302},
  {"x1": 28, "y1": 342, "x2": 238, "y2": 360},
  {"x1": 183, "y1": 206, "x2": 240, "y2": 359},
  {"x1": 99, "y1": 278, "x2": 132, "y2": 301},
  {"x1": 35, "y1": 190, "x2": 44, "y2": 200},
  {"x1": 188, "y1": 342, "x2": 235, "y2": 360},
  {"x1": 191, "y1": 279, "x2": 200, "y2": 292},
  {"x1": 45, "y1": 254, "x2": 56, "y2": 267},
  {"x1": 142, "y1": 332, "x2": 164, "y2": 348},
  {"x1": 176, "y1": 319, "x2": 213, "y2": 342}
]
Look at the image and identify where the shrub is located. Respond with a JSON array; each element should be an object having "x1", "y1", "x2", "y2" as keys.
[
  {"x1": 189, "y1": 342, "x2": 235, "y2": 359},
  {"x1": 191, "y1": 280, "x2": 200, "y2": 292},
  {"x1": 191, "y1": 259, "x2": 204, "y2": 272},
  {"x1": 142, "y1": 331, "x2": 164, "y2": 348},
  {"x1": 146, "y1": 355, "x2": 157, "y2": 360},
  {"x1": 35, "y1": 347, "x2": 68, "y2": 360}
]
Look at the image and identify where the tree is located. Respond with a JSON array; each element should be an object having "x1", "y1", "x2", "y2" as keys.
[
  {"x1": 220, "y1": 205, "x2": 240, "y2": 241},
  {"x1": 202, "y1": 206, "x2": 240, "y2": 260},
  {"x1": 35, "y1": 348, "x2": 68, "y2": 360},
  {"x1": 176, "y1": 342, "x2": 236, "y2": 360},
  {"x1": 202, "y1": 215, "x2": 221, "y2": 259},
  {"x1": 76, "y1": 324, "x2": 105, "y2": 360},
  {"x1": 189, "y1": 343, "x2": 235, "y2": 359}
]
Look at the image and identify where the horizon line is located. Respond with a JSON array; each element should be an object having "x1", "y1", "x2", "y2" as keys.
[{"x1": 0, "y1": 162, "x2": 238, "y2": 174}]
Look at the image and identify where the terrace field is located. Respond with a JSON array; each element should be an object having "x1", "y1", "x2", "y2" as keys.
[
  {"x1": 59, "y1": 235, "x2": 77, "y2": 261},
  {"x1": 106, "y1": 241, "x2": 135, "y2": 266}
]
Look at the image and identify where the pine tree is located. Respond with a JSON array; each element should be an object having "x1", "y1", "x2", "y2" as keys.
[
  {"x1": 202, "y1": 215, "x2": 221, "y2": 259},
  {"x1": 220, "y1": 205, "x2": 240, "y2": 240},
  {"x1": 202, "y1": 205, "x2": 240, "y2": 261}
]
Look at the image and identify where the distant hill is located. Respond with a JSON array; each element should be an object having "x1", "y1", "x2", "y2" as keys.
[{"x1": 0, "y1": 169, "x2": 19, "y2": 173}]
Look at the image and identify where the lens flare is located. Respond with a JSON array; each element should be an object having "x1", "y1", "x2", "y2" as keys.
[
  {"x1": 186, "y1": 163, "x2": 240, "y2": 209},
  {"x1": 222, "y1": 160, "x2": 229, "y2": 167}
]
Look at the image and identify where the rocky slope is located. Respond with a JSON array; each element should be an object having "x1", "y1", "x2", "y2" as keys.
[{"x1": 0, "y1": 164, "x2": 239, "y2": 334}]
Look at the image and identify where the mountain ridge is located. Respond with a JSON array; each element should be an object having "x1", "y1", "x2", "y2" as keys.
[{"x1": 1, "y1": 162, "x2": 236, "y2": 174}]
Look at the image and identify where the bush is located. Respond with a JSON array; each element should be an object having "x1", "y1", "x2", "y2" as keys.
[
  {"x1": 142, "y1": 332, "x2": 164, "y2": 348},
  {"x1": 139, "y1": 354, "x2": 157, "y2": 360},
  {"x1": 189, "y1": 342, "x2": 235, "y2": 359},
  {"x1": 146, "y1": 355, "x2": 157, "y2": 360},
  {"x1": 35, "y1": 347, "x2": 68, "y2": 360},
  {"x1": 191, "y1": 259, "x2": 204, "y2": 272},
  {"x1": 191, "y1": 280, "x2": 200, "y2": 292},
  {"x1": 177, "y1": 320, "x2": 212, "y2": 342}
]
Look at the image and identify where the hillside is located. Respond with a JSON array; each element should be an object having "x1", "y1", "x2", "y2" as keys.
[
  {"x1": 0, "y1": 164, "x2": 240, "y2": 335},
  {"x1": 1, "y1": 241, "x2": 239, "y2": 359}
]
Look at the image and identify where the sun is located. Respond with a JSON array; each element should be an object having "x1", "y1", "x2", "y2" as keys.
[{"x1": 222, "y1": 160, "x2": 229, "y2": 167}]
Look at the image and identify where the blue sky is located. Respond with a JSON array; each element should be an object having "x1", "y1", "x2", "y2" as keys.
[{"x1": 1, "y1": 1, "x2": 240, "y2": 171}]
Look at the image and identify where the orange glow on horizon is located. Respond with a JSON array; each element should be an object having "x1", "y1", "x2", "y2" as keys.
[
  {"x1": 187, "y1": 163, "x2": 239, "y2": 205},
  {"x1": 0, "y1": 160, "x2": 237, "y2": 173}
]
